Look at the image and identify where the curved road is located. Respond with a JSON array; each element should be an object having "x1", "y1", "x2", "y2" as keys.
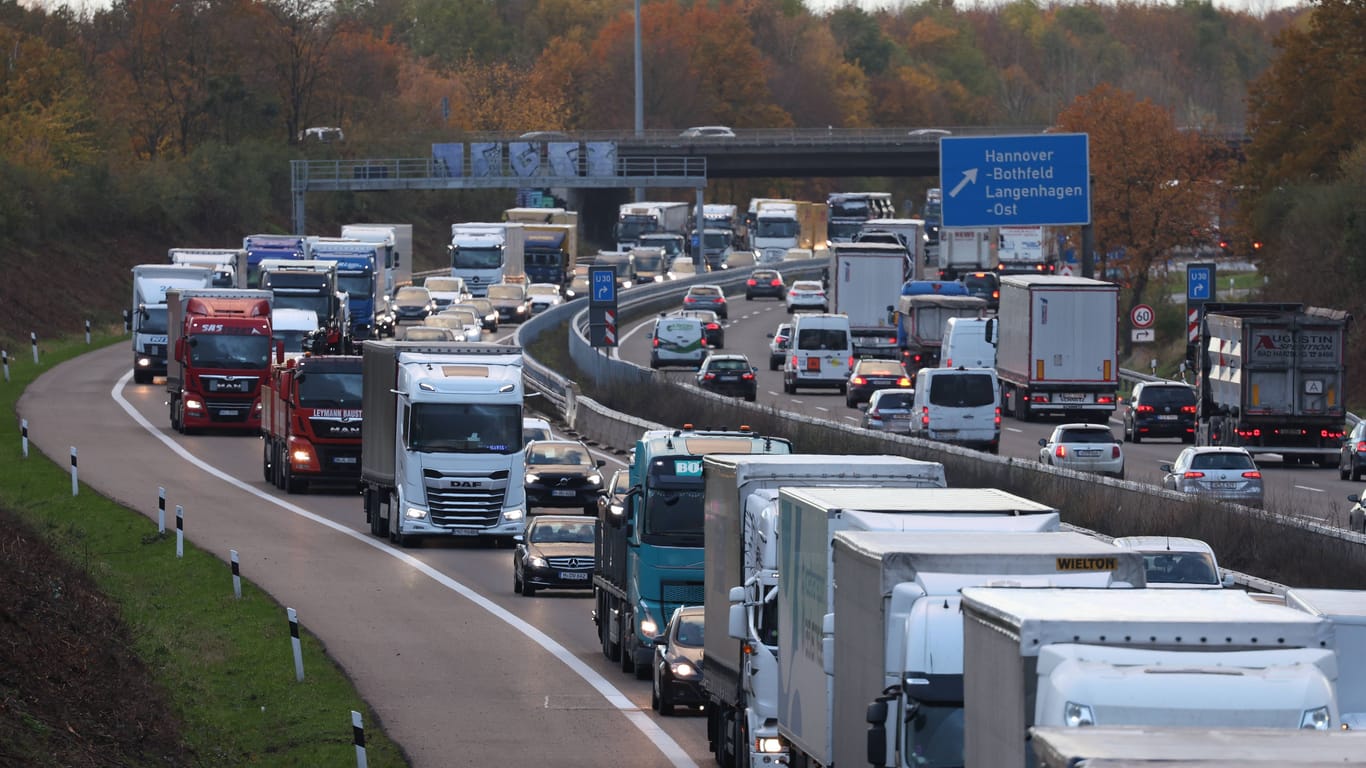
[{"x1": 18, "y1": 343, "x2": 713, "y2": 768}]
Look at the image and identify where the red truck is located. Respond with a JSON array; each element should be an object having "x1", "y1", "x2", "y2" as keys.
[
  {"x1": 165, "y1": 289, "x2": 275, "y2": 434},
  {"x1": 260, "y1": 355, "x2": 363, "y2": 493}
]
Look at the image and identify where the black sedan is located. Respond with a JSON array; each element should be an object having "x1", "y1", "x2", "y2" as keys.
[
  {"x1": 845, "y1": 358, "x2": 912, "y2": 408},
  {"x1": 524, "y1": 439, "x2": 606, "y2": 514},
  {"x1": 696, "y1": 354, "x2": 757, "y2": 401},
  {"x1": 745, "y1": 269, "x2": 786, "y2": 300},
  {"x1": 512, "y1": 516, "x2": 596, "y2": 597},
  {"x1": 652, "y1": 605, "x2": 705, "y2": 715}
]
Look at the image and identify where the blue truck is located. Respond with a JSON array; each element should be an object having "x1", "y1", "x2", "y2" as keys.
[
  {"x1": 242, "y1": 234, "x2": 308, "y2": 288},
  {"x1": 308, "y1": 238, "x2": 382, "y2": 341},
  {"x1": 594, "y1": 427, "x2": 791, "y2": 678}
]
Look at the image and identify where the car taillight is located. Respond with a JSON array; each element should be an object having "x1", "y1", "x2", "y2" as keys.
[
  {"x1": 921, "y1": 406, "x2": 929, "y2": 427},
  {"x1": 1136, "y1": 404, "x2": 1153, "y2": 413},
  {"x1": 992, "y1": 290, "x2": 1000, "y2": 299},
  {"x1": 684, "y1": 296, "x2": 696, "y2": 303},
  {"x1": 994, "y1": 406, "x2": 1001, "y2": 426},
  {"x1": 653, "y1": 338, "x2": 659, "y2": 347},
  {"x1": 1181, "y1": 405, "x2": 1197, "y2": 414},
  {"x1": 703, "y1": 373, "x2": 716, "y2": 380},
  {"x1": 1242, "y1": 471, "x2": 1262, "y2": 479},
  {"x1": 868, "y1": 409, "x2": 881, "y2": 418},
  {"x1": 848, "y1": 356, "x2": 855, "y2": 368},
  {"x1": 897, "y1": 377, "x2": 911, "y2": 387},
  {"x1": 716, "y1": 296, "x2": 726, "y2": 303},
  {"x1": 912, "y1": 354, "x2": 922, "y2": 364},
  {"x1": 790, "y1": 355, "x2": 798, "y2": 368},
  {"x1": 851, "y1": 376, "x2": 866, "y2": 385},
  {"x1": 747, "y1": 279, "x2": 757, "y2": 286},
  {"x1": 707, "y1": 323, "x2": 719, "y2": 330},
  {"x1": 771, "y1": 279, "x2": 782, "y2": 286},
  {"x1": 1357, "y1": 441, "x2": 1366, "y2": 453},
  {"x1": 1183, "y1": 471, "x2": 1205, "y2": 479},
  {"x1": 742, "y1": 372, "x2": 754, "y2": 380},
  {"x1": 1112, "y1": 445, "x2": 1121, "y2": 458},
  {"x1": 1055, "y1": 445, "x2": 1067, "y2": 458}
]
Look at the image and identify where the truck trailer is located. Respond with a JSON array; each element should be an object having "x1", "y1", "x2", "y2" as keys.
[
  {"x1": 891, "y1": 294, "x2": 988, "y2": 372},
  {"x1": 165, "y1": 288, "x2": 275, "y2": 434},
  {"x1": 936, "y1": 226, "x2": 995, "y2": 280},
  {"x1": 829, "y1": 242, "x2": 909, "y2": 359},
  {"x1": 961, "y1": 587, "x2": 1340, "y2": 768},
  {"x1": 1191, "y1": 302, "x2": 1350, "y2": 465},
  {"x1": 1031, "y1": 726, "x2": 1366, "y2": 768},
  {"x1": 261, "y1": 355, "x2": 363, "y2": 493},
  {"x1": 997, "y1": 275, "x2": 1119, "y2": 422},
  {"x1": 360, "y1": 341, "x2": 527, "y2": 545}
]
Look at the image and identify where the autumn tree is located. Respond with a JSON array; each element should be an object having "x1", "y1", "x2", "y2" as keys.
[
  {"x1": 1056, "y1": 84, "x2": 1223, "y2": 356},
  {"x1": 252, "y1": 0, "x2": 343, "y2": 143}
]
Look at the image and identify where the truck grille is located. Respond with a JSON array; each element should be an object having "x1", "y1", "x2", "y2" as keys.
[
  {"x1": 662, "y1": 581, "x2": 704, "y2": 605},
  {"x1": 308, "y1": 417, "x2": 363, "y2": 439},
  {"x1": 315, "y1": 445, "x2": 361, "y2": 474},
  {"x1": 199, "y1": 375, "x2": 259, "y2": 396},
  {"x1": 422, "y1": 468, "x2": 510, "y2": 528}
]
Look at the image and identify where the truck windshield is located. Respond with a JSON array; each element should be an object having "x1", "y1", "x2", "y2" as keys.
[
  {"x1": 452, "y1": 247, "x2": 503, "y2": 270},
  {"x1": 702, "y1": 232, "x2": 730, "y2": 250},
  {"x1": 642, "y1": 488, "x2": 705, "y2": 545},
  {"x1": 617, "y1": 219, "x2": 657, "y2": 241},
  {"x1": 297, "y1": 371, "x2": 363, "y2": 408},
  {"x1": 338, "y1": 274, "x2": 372, "y2": 299},
  {"x1": 273, "y1": 294, "x2": 330, "y2": 320},
  {"x1": 755, "y1": 220, "x2": 798, "y2": 238},
  {"x1": 828, "y1": 221, "x2": 862, "y2": 241},
  {"x1": 187, "y1": 334, "x2": 271, "y2": 369},
  {"x1": 140, "y1": 306, "x2": 169, "y2": 334},
  {"x1": 407, "y1": 403, "x2": 520, "y2": 454},
  {"x1": 905, "y1": 703, "x2": 963, "y2": 768},
  {"x1": 634, "y1": 254, "x2": 664, "y2": 272},
  {"x1": 273, "y1": 329, "x2": 312, "y2": 353}
]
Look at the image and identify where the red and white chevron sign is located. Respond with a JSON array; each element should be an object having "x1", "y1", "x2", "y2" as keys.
[
  {"x1": 603, "y1": 309, "x2": 616, "y2": 346},
  {"x1": 1188, "y1": 308, "x2": 1199, "y2": 343}
]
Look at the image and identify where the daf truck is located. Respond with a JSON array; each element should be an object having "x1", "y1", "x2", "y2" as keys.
[
  {"x1": 165, "y1": 288, "x2": 275, "y2": 434},
  {"x1": 961, "y1": 587, "x2": 1340, "y2": 768},
  {"x1": 261, "y1": 354, "x2": 363, "y2": 494},
  {"x1": 129, "y1": 264, "x2": 215, "y2": 384},
  {"x1": 830, "y1": 242, "x2": 908, "y2": 359},
  {"x1": 360, "y1": 341, "x2": 527, "y2": 546}
]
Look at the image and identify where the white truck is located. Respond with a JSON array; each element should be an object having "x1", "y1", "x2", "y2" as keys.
[
  {"x1": 1031, "y1": 726, "x2": 1366, "y2": 767},
  {"x1": 700, "y1": 455, "x2": 949, "y2": 768},
  {"x1": 128, "y1": 264, "x2": 216, "y2": 384},
  {"x1": 448, "y1": 222, "x2": 526, "y2": 296},
  {"x1": 360, "y1": 341, "x2": 528, "y2": 546},
  {"x1": 936, "y1": 226, "x2": 995, "y2": 280},
  {"x1": 860, "y1": 218, "x2": 926, "y2": 278},
  {"x1": 776, "y1": 486, "x2": 1063, "y2": 768},
  {"x1": 341, "y1": 223, "x2": 412, "y2": 295},
  {"x1": 751, "y1": 200, "x2": 827, "y2": 265},
  {"x1": 842, "y1": 532, "x2": 1147, "y2": 768},
  {"x1": 997, "y1": 225, "x2": 1058, "y2": 275},
  {"x1": 829, "y1": 242, "x2": 908, "y2": 359},
  {"x1": 614, "y1": 201, "x2": 690, "y2": 252},
  {"x1": 167, "y1": 248, "x2": 246, "y2": 288},
  {"x1": 961, "y1": 587, "x2": 1340, "y2": 768},
  {"x1": 997, "y1": 275, "x2": 1119, "y2": 422},
  {"x1": 1285, "y1": 588, "x2": 1366, "y2": 729}
]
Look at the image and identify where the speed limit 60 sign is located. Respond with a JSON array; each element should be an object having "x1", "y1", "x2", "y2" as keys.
[{"x1": 1130, "y1": 304, "x2": 1155, "y2": 329}]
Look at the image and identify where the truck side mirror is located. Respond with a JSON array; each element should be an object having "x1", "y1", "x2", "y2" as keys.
[
  {"x1": 1221, "y1": 572, "x2": 1236, "y2": 588},
  {"x1": 728, "y1": 602, "x2": 746, "y2": 641},
  {"x1": 985, "y1": 317, "x2": 997, "y2": 345}
]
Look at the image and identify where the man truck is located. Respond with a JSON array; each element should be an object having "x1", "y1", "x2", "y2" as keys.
[
  {"x1": 164, "y1": 288, "x2": 275, "y2": 434},
  {"x1": 129, "y1": 264, "x2": 215, "y2": 384},
  {"x1": 360, "y1": 341, "x2": 527, "y2": 546},
  {"x1": 261, "y1": 354, "x2": 363, "y2": 494}
]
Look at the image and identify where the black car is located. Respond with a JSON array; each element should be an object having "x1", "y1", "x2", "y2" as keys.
[
  {"x1": 845, "y1": 358, "x2": 912, "y2": 408},
  {"x1": 745, "y1": 269, "x2": 786, "y2": 300},
  {"x1": 597, "y1": 468, "x2": 630, "y2": 522},
  {"x1": 523, "y1": 439, "x2": 606, "y2": 514},
  {"x1": 960, "y1": 271, "x2": 1001, "y2": 309},
  {"x1": 1123, "y1": 381, "x2": 1197, "y2": 443},
  {"x1": 652, "y1": 605, "x2": 705, "y2": 715},
  {"x1": 696, "y1": 354, "x2": 758, "y2": 402},
  {"x1": 391, "y1": 285, "x2": 436, "y2": 325},
  {"x1": 512, "y1": 515, "x2": 595, "y2": 596},
  {"x1": 1341, "y1": 421, "x2": 1366, "y2": 481},
  {"x1": 669, "y1": 309, "x2": 725, "y2": 348},
  {"x1": 486, "y1": 283, "x2": 531, "y2": 324}
]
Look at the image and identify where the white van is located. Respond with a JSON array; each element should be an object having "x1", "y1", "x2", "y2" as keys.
[
  {"x1": 910, "y1": 366, "x2": 1001, "y2": 453},
  {"x1": 649, "y1": 315, "x2": 707, "y2": 369},
  {"x1": 941, "y1": 316, "x2": 997, "y2": 369},
  {"x1": 782, "y1": 313, "x2": 854, "y2": 393}
]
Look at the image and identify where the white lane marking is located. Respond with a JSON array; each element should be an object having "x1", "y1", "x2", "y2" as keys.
[
  {"x1": 109, "y1": 371, "x2": 695, "y2": 768},
  {"x1": 844, "y1": 416, "x2": 859, "y2": 422},
  {"x1": 766, "y1": 391, "x2": 781, "y2": 397},
  {"x1": 618, "y1": 318, "x2": 653, "y2": 345},
  {"x1": 1294, "y1": 485, "x2": 1325, "y2": 493},
  {"x1": 814, "y1": 406, "x2": 829, "y2": 412},
  {"x1": 1006, "y1": 427, "x2": 1023, "y2": 433},
  {"x1": 790, "y1": 399, "x2": 803, "y2": 404}
]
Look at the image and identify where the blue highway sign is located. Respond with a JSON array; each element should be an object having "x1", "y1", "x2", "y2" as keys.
[
  {"x1": 590, "y1": 266, "x2": 617, "y2": 306},
  {"x1": 940, "y1": 133, "x2": 1091, "y2": 228},
  {"x1": 1187, "y1": 263, "x2": 1214, "y2": 302}
]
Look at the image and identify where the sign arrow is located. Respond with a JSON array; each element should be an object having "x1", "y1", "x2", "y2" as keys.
[{"x1": 948, "y1": 168, "x2": 978, "y2": 198}]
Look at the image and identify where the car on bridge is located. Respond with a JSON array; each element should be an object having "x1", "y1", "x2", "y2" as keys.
[
  {"x1": 695, "y1": 353, "x2": 758, "y2": 402},
  {"x1": 679, "y1": 125, "x2": 734, "y2": 139}
]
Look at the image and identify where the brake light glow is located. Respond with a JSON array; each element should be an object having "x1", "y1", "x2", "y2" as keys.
[
  {"x1": 1181, "y1": 405, "x2": 1197, "y2": 414},
  {"x1": 706, "y1": 323, "x2": 720, "y2": 330},
  {"x1": 684, "y1": 295, "x2": 696, "y2": 303},
  {"x1": 1242, "y1": 471, "x2": 1262, "y2": 479},
  {"x1": 848, "y1": 356, "x2": 855, "y2": 368},
  {"x1": 1183, "y1": 471, "x2": 1205, "y2": 479},
  {"x1": 995, "y1": 406, "x2": 1001, "y2": 426},
  {"x1": 897, "y1": 377, "x2": 911, "y2": 387},
  {"x1": 851, "y1": 376, "x2": 867, "y2": 385},
  {"x1": 741, "y1": 372, "x2": 754, "y2": 380},
  {"x1": 771, "y1": 279, "x2": 782, "y2": 286},
  {"x1": 1136, "y1": 405, "x2": 1154, "y2": 413},
  {"x1": 703, "y1": 373, "x2": 716, "y2": 380},
  {"x1": 716, "y1": 296, "x2": 726, "y2": 303},
  {"x1": 1097, "y1": 395, "x2": 1114, "y2": 405},
  {"x1": 1357, "y1": 441, "x2": 1366, "y2": 453},
  {"x1": 921, "y1": 406, "x2": 929, "y2": 427},
  {"x1": 1055, "y1": 445, "x2": 1067, "y2": 458},
  {"x1": 747, "y1": 279, "x2": 757, "y2": 286}
]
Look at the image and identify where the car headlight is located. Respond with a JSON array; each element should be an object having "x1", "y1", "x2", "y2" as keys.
[
  {"x1": 405, "y1": 506, "x2": 427, "y2": 520},
  {"x1": 528, "y1": 556, "x2": 548, "y2": 568},
  {"x1": 587, "y1": 474, "x2": 602, "y2": 485},
  {"x1": 524, "y1": 473, "x2": 540, "y2": 484},
  {"x1": 516, "y1": 305, "x2": 527, "y2": 314},
  {"x1": 671, "y1": 661, "x2": 697, "y2": 678},
  {"x1": 485, "y1": 313, "x2": 497, "y2": 322},
  {"x1": 1064, "y1": 701, "x2": 1095, "y2": 727},
  {"x1": 1301, "y1": 706, "x2": 1331, "y2": 730}
]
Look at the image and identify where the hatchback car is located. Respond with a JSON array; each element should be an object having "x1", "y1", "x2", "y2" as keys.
[
  {"x1": 861, "y1": 389, "x2": 915, "y2": 433},
  {"x1": 424, "y1": 310, "x2": 482, "y2": 342},
  {"x1": 522, "y1": 416, "x2": 553, "y2": 445},
  {"x1": 1161, "y1": 446, "x2": 1264, "y2": 508},
  {"x1": 669, "y1": 309, "x2": 724, "y2": 348},
  {"x1": 564, "y1": 266, "x2": 592, "y2": 301},
  {"x1": 1038, "y1": 423, "x2": 1125, "y2": 479},
  {"x1": 682, "y1": 284, "x2": 728, "y2": 319},
  {"x1": 696, "y1": 353, "x2": 758, "y2": 402},
  {"x1": 392, "y1": 285, "x2": 436, "y2": 325},
  {"x1": 396, "y1": 325, "x2": 456, "y2": 341},
  {"x1": 526, "y1": 283, "x2": 564, "y2": 314},
  {"x1": 512, "y1": 515, "x2": 596, "y2": 597},
  {"x1": 1340, "y1": 420, "x2": 1366, "y2": 481},
  {"x1": 1113, "y1": 536, "x2": 1233, "y2": 589},
  {"x1": 487, "y1": 282, "x2": 531, "y2": 324},
  {"x1": 453, "y1": 298, "x2": 499, "y2": 332},
  {"x1": 652, "y1": 605, "x2": 706, "y2": 715},
  {"x1": 1123, "y1": 381, "x2": 1198, "y2": 443},
  {"x1": 524, "y1": 439, "x2": 606, "y2": 514},
  {"x1": 746, "y1": 269, "x2": 787, "y2": 300},
  {"x1": 846, "y1": 359, "x2": 911, "y2": 408},
  {"x1": 785, "y1": 280, "x2": 828, "y2": 313},
  {"x1": 767, "y1": 323, "x2": 792, "y2": 371}
]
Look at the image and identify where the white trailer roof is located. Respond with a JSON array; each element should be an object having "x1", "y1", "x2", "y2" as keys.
[
  {"x1": 1000, "y1": 274, "x2": 1115, "y2": 289},
  {"x1": 781, "y1": 486, "x2": 1057, "y2": 515},
  {"x1": 1285, "y1": 588, "x2": 1366, "y2": 625},
  {"x1": 962, "y1": 587, "x2": 1333, "y2": 652},
  {"x1": 704, "y1": 454, "x2": 945, "y2": 486},
  {"x1": 836, "y1": 531, "x2": 1141, "y2": 593},
  {"x1": 1030, "y1": 725, "x2": 1366, "y2": 764},
  {"x1": 841, "y1": 510, "x2": 1060, "y2": 534}
]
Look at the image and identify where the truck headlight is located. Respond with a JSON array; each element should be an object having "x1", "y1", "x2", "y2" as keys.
[
  {"x1": 1301, "y1": 706, "x2": 1331, "y2": 730},
  {"x1": 640, "y1": 617, "x2": 659, "y2": 637},
  {"x1": 756, "y1": 737, "x2": 784, "y2": 753},
  {"x1": 405, "y1": 506, "x2": 427, "y2": 520},
  {"x1": 503, "y1": 508, "x2": 524, "y2": 521},
  {"x1": 185, "y1": 398, "x2": 204, "y2": 411},
  {"x1": 1063, "y1": 701, "x2": 1095, "y2": 727},
  {"x1": 587, "y1": 474, "x2": 602, "y2": 485},
  {"x1": 136, "y1": 357, "x2": 152, "y2": 367}
]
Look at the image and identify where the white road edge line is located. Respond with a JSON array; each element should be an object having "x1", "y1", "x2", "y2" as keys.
[
  {"x1": 109, "y1": 371, "x2": 696, "y2": 768},
  {"x1": 1294, "y1": 485, "x2": 1325, "y2": 493}
]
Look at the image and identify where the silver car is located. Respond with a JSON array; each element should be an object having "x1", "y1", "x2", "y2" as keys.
[
  {"x1": 1161, "y1": 446, "x2": 1264, "y2": 508},
  {"x1": 1038, "y1": 423, "x2": 1125, "y2": 479},
  {"x1": 861, "y1": 389, "x2": 914, "y2": 433}
]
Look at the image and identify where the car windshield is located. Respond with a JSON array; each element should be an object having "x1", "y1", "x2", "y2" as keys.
[
  {"x1": 674, "y1": 614, "x2": 705, "y2": 647},
  {"x1": 793, "y1": 282, "x2": 822, "y2": 292},
  {"x1": 395, "y1": 287, "x2": 428, "y2": 303},
  {"x1": 530, "y1": 521, "x2": 595, "y2": 544},
  {"x1": 400, "y1": 327, "x2": 453, "y2": 340},
  {"x1": 962, "y1": 274, "x2": 997, "y2": 296},
  {"x1": 1189, "y1": 452, "x2": 1256, "y2": 471},
  {"x1": 297, "y1": 371, "x2": 362, "y2": 408},
  {"x1": 857, "y1": 364, "x2": 905, "y2": 377},
  {"x1": 928, "y1": 374, "x2": 996, "y2": 407},
  {"x1": 406, "y1": 403, "x2": 520, "y2": 454},
  {"x1": 755, "y1": 272, "x2": 779, "y2": 282},
  {"x1": 1141, "y1": 386, "x2": 1197, "y2": 405},
  {"x1": 425, "y1": 278, "x2": 462, "y2": 292},
  {"x1": 1058, "y1": 429, "x2": 1115, "y2": 444},
  {"x1": 527, "y1": 444, "x2": 593, "y2": 467},
  {"x1": 487, "y1": 285, "x2": 524, "y2": 300},
  {"x1": 690, "y1": 287, "x2": 721, "y2": 298},
  {"x1": 1142, "y1": 552, "x2": 1218, "y2": 585},
  {"x1": 874, "y1": 393, "x2": 914, "y2": 410},
  {"x1": 528, "y1": 285, "x2": 558, "y2": 297}
]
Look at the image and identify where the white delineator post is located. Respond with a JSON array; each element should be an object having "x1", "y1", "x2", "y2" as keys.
[
  {"x1": 69, "y1": 447, "x2": 78, "y2": 496},
  {"x1": 230, "y1": 549, "x2": 241, "y2": 600},
  {"x1": 157, "y1": 487, "x2": 166, "y2": 533},
  {"x1": 352, "y1": 710, "x2": 368, "y2": 768},
  {"x1": 3, "y1": 350, "x2": 9, "y2": 382},
  {"x1": 85, "y1": 319, "x2": 91, "y2": 345},
  {"x1": 288, "y1": 608, "x2": 304, "y2": 681},
  {"x1": 175, "y1": 505, "x2": 184, "y2": 558},
  {"x1": 31, "y1": 332, "x2": 38, "y2": 364},
  {"x1": 20, "y1": 418, "x2": 27, "y2": 458}
]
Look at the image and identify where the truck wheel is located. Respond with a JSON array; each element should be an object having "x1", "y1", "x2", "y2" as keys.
[
  {"x1": 262, "y1": 440, "x2": 273, "y2": 483},
  {"x1": 620, "y1": 621, "x2": 636, "y2": 675},
  {"x1": 169, "y1": 399, "x2": 181, "y2": 433},
  {"x1": 367, "y1": 491, "x2": 388, "y2": 537},
  {"x1": 601, "y1": 596, "x2": 621, "y2": 662}
]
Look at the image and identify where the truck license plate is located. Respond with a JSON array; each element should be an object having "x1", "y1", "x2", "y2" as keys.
[
  {"x1": 448, "y1": 528, "x2": 479, "y2": 536},
  {"x1": 559, "y1": 571, "x2": 588, "y2": 580},
  {"x1": 333, "y1": 456, "x2": 357, "y2": 464},
  {"x1": 552, "y1": 489, "x2": 576, "y2": 498},
  {"x1": 218, "y1": 409, "x2": 239, "y2": 417},
  {"x1": 1059, "y1": 393, "x2": 1086, "y2": 402}
]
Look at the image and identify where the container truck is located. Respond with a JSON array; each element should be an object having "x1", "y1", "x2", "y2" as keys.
[
  {"x1": 261, "y1": 354, "x2": 363, "y2": 493},
  {"x1": 128, "y1": 264, "x2": 215, "y2": 384},
  {"x1": 258, "y1": 258, "x2": 351, "y2": 354},
  {"x1": 961, "y1": 587, "x2": 1340, "y2": 768},
  {"x1": 777, "y1": 488, "x2": 1065, "y2": 768},
  {"x1": 936, "y1": 226, "x2": 996, "y2": 280},
  {"x1": 826, "y1": 192, "x2": 895, "y2": 243},
  {"x1": 307, "y1": 238, "x2": 382, "y2": 341},
  {"x1": 1191, "y1": 302, "x2": 1350, "y2": 465},
  {"x1": 996, "y1": 225, "x2": 1058, "y2": 275},
  {"x1": 594, "y1": 428, "x2": 791, "y2": 682},
  {"x1": 614, "y1": 201, "x2": 690, "y2": 251},
  {"x1": 844, "y1": 532, "x2": 1147, "y2": 768},
  {"x1": 751, "y1": 200, "x2": 828, "y2": 265},
  {"x1": 242, "y1": 234, "x2": 308, "y2": 289},
  {"x1": 448, "y1": 222, "x2": 526, "y2": 295},
  {"x1": 830, "y1": 242, "x2": 909, "y2": 359},
  {"x1": 165, "y1": 288, "x2": 275, "y2": 434},
  {"x1": 890, "y1": 294, "x2": 988, "y2": 372},
  {"x1": 700, "y1": 455, "x2": 948, "y2": 768},
  {"x1": 997, "y1": 275, "x2": 1119, "y2": 422},
  {"x1": 1031, "y1": 726, "x2": 1366, "y2": 768},
  {"x1": 341, "y1": 223, "x2": 412, "y2": 295},
  {"x1": 167, "y1": 248, "x2": 246, "y2": 288},
  {"x1": 860, "y1": 219, "x2": 926, "y2": 279},
  {"x1": 523, "y1": 223, "x2": 578, "y2": 290},
  {"x1": 360, "y1": 341, "x2": 527, "y2": 546},
  {"x1": 504, "y1": 207, "x2": 578, "y2": 227},
  {"x1": 1285, "y1": 588, "x2": 1366, "y2": 729}
]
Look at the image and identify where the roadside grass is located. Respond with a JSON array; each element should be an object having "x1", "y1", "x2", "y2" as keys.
[{"x1": 1, "y1": 334, "x2": 407, "y2": 767}]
